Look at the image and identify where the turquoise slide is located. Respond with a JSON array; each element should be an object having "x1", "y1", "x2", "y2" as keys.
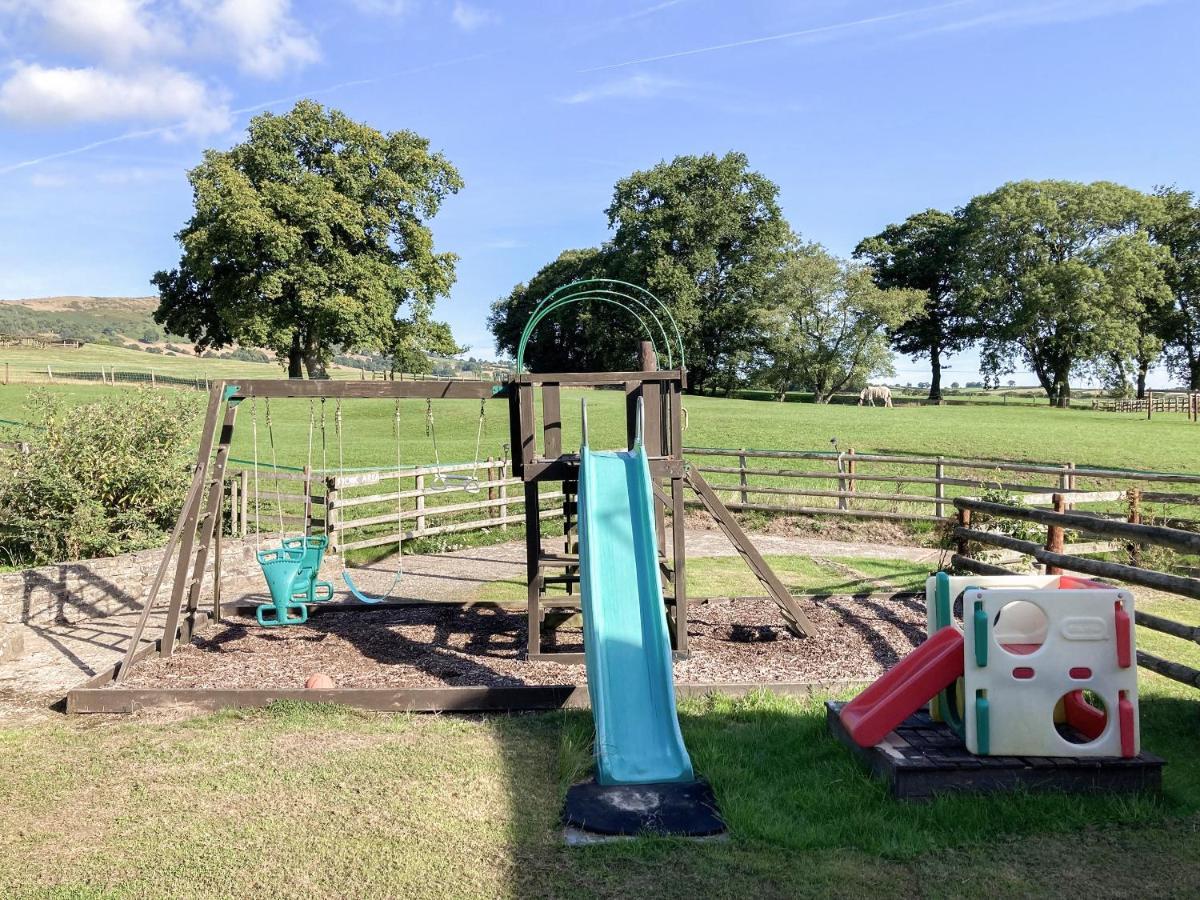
[{"x1": 578, "y1": 436, "x2": 695, "y2": 786}]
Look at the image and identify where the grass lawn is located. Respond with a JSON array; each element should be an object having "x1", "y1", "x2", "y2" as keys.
[
  {"x1": 474, "y1": 553, "x2": 935, "y2": 604},
  {"x1": 1, "y1": 678, "x2": 1197, "y2": 899}
]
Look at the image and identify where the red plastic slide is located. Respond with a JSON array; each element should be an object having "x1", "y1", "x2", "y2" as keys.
[{"x1": 840, "y1": 626, "x2": 965, "y2": 748}]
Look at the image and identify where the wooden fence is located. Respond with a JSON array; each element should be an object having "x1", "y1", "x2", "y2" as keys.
[
  {"x1": 951, "y1": 492, "x2": 1200, "y2": 691},
  {"x1": 224, "y1": 459, "x2": 563, "y2": 554},
  {"x1": 682, "y1": 447, "x2": 1200, "y2": 524},
  {"x1": 1092, "y1": 391, "x2": 1200, "y2": 420}
]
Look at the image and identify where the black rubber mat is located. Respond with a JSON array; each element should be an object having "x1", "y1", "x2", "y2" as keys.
[{"x1": 562, "y1": 778, "x2": 726, "y2": 836}]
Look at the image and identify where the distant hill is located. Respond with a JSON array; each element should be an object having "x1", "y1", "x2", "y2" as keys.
[
  {"x1": 2, "y1": 295, "x2": 158, "y2": 312},
  {"x1": 0, "y1": 294, "x2": 510, "y2": 377}
]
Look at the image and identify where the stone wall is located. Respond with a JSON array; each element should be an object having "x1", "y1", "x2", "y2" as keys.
[{"x1": 0, "y1": 537, "x2": 340, "y2": 627}]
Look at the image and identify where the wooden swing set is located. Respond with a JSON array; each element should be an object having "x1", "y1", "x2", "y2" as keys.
[{"x1": 71, "y1": 280, "x2": 815, "y2": 713}]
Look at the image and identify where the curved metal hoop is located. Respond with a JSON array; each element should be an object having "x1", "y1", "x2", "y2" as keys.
[{"x1": 515, "y1": 279, "x2": 685, "y2": 373}]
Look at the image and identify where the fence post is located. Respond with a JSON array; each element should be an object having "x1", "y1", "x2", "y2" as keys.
[
  {"x1": 325, "y1": 476, "x2": 339, "y2": 555},
  {"x1": 837, "y1": 452, "x2": 848, "y2": 511},
  {"x1": 415, "y1": 472, "x2": 426, "y2": 533},
  {"x1": 1127, "y1": 487, "x2": 1143, "y2": 567},
  {"x1": 150, "y1": 369, "x2": 156, "y2": 387},
  {"x1": 46, "y1": 364, "x2": 53, "y2": 382},
  {"x1": 846, "y1": 448, "x2": 856, "y2": 510},
  {"x1": 1045, "y1": 493, "x2": 1065, "y2": 575},
  {"x1": 500, "y1": 444, "x2": 510, "y2": 531},
  {"x1": 738, "y1": 449, "x2": 748, "y2": 505},
  {"x1": 935, "y1": 456, "x2": 946, "y2": 518},
  {"x1": 1147, "y1": 389, "x2": 1153, "y2": 420},
  {"x1": 956, "y1": 507, "x2": 972, "y2": 559}
]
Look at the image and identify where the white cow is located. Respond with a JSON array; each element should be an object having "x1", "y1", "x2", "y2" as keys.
[{"x1": 858, "y1": 386, "x2": 893, "y2": 408}]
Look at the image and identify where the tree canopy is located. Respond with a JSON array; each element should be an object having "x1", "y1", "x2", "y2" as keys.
[
  {"x1": 486, "y1": 248, "x2": 636, "y2": 372},
  {"x1": 854, "y1": 209, "x2": 971, "y2": 401},
  {"x1": 605, "y1": 152, "x2": 791, "y2": 393},
  {"x1": 1152, "y1": 187, "x2": 1200, "y2": 390},
  {"x1": 153, "y1": 100, "x2": 463, "y2": 378},
  {"x1": 754, "y1": 243, "x2": 918, "y2": 403},
  {"x1": 958, "y1": 180, "x2": 1165, "y2": 406}
]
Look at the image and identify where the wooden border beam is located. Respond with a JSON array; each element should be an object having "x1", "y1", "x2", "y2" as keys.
[{"x1": 228, "y1": 379, "x2": 510, "y2": 400}]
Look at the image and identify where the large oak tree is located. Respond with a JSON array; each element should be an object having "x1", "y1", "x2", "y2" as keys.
[
  {"x1": 854, "y1": 209, "x2": 972, "y2": 401},
  {"x1": 958, "y1": 180, "x2": 1163, "y2": 406},
  {"x1": 153, "y1": 100, "x2": 463, "y2": 378},
  {"x1": 605, "y1": 152, "x2": 791, "y2": 394},
  {"x1": 486, "y1": 247, "x2": 632, "y2": 372}
]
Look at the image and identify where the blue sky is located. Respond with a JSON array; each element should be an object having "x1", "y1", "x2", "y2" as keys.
[{"x1": 1, "y1": 0, "x2": 1198, "y2": 384}]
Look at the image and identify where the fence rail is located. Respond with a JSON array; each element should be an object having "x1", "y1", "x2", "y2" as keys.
[
  {"x1": 682, "y1": 446, "x2": 1200, "y2": 523},
  {"x1": 1092, "y1": 391, "x2": 1200, "y2": 420},
  {"x1": 222, "y1": 457, "x2": 566, "y2": 556},
  {"x1": 952, "y1": 493, "x2": 1200, "y2": 691}
]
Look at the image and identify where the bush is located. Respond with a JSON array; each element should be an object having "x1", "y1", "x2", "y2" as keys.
[{"x1": 0, "y1": 390, "x2": 203, "y2": 565}]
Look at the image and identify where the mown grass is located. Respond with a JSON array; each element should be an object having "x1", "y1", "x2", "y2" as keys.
[
  {"x1": 1, "y1": 677, "x2": 1198, "y2": 899},
  {"x1": 473, "y1": 553, "x2": 934, "y2": 604}
]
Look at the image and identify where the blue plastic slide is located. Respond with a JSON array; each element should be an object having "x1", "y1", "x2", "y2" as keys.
[{"x1": 578, "y1": 433, "x2": 695, "y2": 786}]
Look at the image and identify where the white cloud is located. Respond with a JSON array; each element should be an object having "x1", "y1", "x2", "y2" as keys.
[
  {"x1": 451, "y1": 2, "x2": 497, "y2": 31},
  {"x1": 197, "y1": 0, "x2": 320, "y2": 78},
  {"x1": 0, "y1": 63, "x2": 231, "y2": 135},
  {"x1": 39, "y1": 0, "x2": 180, "y2": 63},
  {"x1": 562, "y1": 73, "x2": 685, "y2": 105}
]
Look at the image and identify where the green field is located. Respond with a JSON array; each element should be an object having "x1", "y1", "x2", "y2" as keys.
[{"x1": 3, "y1": 381, "x2": 1197, "y2": 473}]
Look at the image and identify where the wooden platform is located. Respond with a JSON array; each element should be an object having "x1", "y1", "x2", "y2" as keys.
[{"x1": 825, "y1": 701, "x2": 1164, "y2": 801}]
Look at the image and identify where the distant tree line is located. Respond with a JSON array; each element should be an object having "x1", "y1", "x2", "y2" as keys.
[{"x1": 489, "y1": 155, "x2": 1200, "y2": 406}]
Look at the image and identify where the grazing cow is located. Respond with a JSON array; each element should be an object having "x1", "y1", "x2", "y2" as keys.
[{"x1": 858, "y1": 386, "x2": 893, "y2": 408}]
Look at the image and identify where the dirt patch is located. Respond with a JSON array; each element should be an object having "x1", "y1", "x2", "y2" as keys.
[{"x1": 113, "y1": 594, "x2": 926, "y2": 690}]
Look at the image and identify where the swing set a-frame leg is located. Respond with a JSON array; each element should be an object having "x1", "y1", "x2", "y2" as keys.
[{"x1": 160, "y1": 383, "x2": 231, "y2": 658}]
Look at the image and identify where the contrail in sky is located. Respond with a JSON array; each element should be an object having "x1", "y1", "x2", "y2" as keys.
[{"x1": 580, "y1": 0, "x2": 973, "y2": 72}]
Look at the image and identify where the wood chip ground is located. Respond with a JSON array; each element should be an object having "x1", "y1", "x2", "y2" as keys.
[{"x1": 115, "y1": 594, "x2": 927, "y2": 690}]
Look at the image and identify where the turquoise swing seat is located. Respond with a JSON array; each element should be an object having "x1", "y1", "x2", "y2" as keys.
[
  {"x1": 282, "y1": 535, "x2": 335, "y2": 603},
  {"x1": 255, "y1": 546, "x2": 311, "y2": 627}
]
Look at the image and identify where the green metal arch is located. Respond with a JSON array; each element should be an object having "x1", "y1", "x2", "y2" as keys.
[{"x1": 515, "y1": 279, "x2": 685, "y2": 374}]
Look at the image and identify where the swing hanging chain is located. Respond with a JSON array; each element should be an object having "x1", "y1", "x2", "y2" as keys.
[
  {"x1": 251, "y1": 398, "x2": 261, "y2": 549},
  {"x1": 394, "y1": 399, "x2": 403, "y2": 557},
  {"x1": 425, "y1": 398, "x2": 485, "y2": 495},
  {"x1": 264, "y1": 398, "x2": 285, "y2": 539}
]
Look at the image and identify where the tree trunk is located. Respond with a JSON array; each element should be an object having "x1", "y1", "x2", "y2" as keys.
[
  {"x1": 303, "y1": 329, "x2": 327, "y2": 380},
  {"x1": 1136, "y1": 362, "x2": 1149, "y2": 400},
  {"x1": 287, "y1": 332, "x2": 303, "y2": 379},
  {"x1": 1056, "y1": 378, "x2": 1072, "y2": 408},
  {"x1": 928, "y1": 342, "x2": 942, "y2": 401}
]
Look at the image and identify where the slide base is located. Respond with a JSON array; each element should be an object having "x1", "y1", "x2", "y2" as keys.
[{"x1": 563, "y1": 778, "x2": 725, "y2": 837}]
